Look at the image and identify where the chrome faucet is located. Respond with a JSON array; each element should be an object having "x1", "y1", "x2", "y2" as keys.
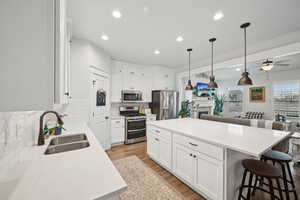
[{"x1": 38, "y1": 111, "x2": 64, "y2": 146}]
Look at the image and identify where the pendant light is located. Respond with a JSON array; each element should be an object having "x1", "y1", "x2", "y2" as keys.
[
  {"x1": 208, "y1": 38, "x2": 218, "y2": 88},
  {"x1": 238, "y1": 22, "x2": 253, "y2": 86},
  {"x1": 185, "y1": 48, "x2": 193, "y2": 90}
]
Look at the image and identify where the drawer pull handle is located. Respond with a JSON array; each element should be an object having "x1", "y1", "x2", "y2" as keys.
[
  {"x1": 155, "y1": 130, "x2": 160, "y2": 133},
  {"x1": 116, "y1": 121, "x2": 120, "y2": 123},
  {"x1": 155, "y1": 138, "x2": 159, "y2": 141},
  {"x1": 189, "y1": 142, "x2": 198, "y2": 147}
]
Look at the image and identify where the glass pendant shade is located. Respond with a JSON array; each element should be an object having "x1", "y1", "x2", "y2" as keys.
[
  {"x1": 238, "y1": 72, "x2": 253, "y2": 85},
  {"x1": 238, "y1": 22, "x2": 253, "y2": 86},
  {"x1": 261, "y1": 60, "x2": 274, "y2": 71}
]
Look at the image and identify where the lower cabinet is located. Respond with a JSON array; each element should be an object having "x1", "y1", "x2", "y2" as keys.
[
  {"x1": 111, "y1": 118, "x2": 125, "y2": 144},
  {"x1": 147, "y1": 126, "x2": 224, "y2": 200},
  {"x1": 173, "y1": 143, "x2": 195, "y2": 184},
  {"x1": 194, "y1": 151, "x2": 223, "y2": 200},
  {"x1": 147, "y1": 129, "x2": 172, "y2": 170}
]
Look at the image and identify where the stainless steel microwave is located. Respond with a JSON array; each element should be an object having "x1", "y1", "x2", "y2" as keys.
[{"x1": 121, "y1": 90, "x2": 143, "y2": 102}]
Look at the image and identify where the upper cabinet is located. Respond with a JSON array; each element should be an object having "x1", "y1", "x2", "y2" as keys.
[
  {"x1": 152, "y1": 66, "x2": 175, "y2": 91},
  {"x1": 111, "y1": 61, "x2": 175, "y2": 102},
  {"x1": 0, "y1": 0, "x2": 69, "y2": 111}
]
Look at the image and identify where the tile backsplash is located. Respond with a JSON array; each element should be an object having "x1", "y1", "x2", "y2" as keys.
[{"x1": 0, "y1": 111, "x2": 42, "y2": 161}]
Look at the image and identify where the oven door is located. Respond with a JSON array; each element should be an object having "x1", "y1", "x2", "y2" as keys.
[
  {"x1": 126, "y1": 118, "x2": 146, "y2": 144},
  {"x1": 122, "y1": 91, "x2": 143, "y2": 102}
]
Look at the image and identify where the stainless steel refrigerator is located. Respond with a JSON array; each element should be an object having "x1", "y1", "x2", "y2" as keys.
[{"x1": 151, "y1": 90, "x2": 179, "y2": 120}]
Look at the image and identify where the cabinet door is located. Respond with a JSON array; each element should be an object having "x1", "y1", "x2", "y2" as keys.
[
  {"x1": 111, "y1": 127, "x2": 125, "y2": 144},
  {"x1": 194, "y1": 152, "x2": 223, "y2": 200},
  {"x1": 173, "y1": 143, "x2": 195, "y2": 185},
  {"x1": 111, "y1": 63, "x2": 124, "y2": 102},
  {"x1": 147, "y1": 134, "x2": 159, "y2": 161},
  {"x1": 159, "y1": 137, "x2": 172, "y2": 170},
  {"x1": 124, "y1": 66, "x2": 140, "y2": 90}
]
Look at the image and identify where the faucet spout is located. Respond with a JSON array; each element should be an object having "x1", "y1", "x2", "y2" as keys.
[{"x1": 38, "y1": 111, "x2": 64, "y2": 146}]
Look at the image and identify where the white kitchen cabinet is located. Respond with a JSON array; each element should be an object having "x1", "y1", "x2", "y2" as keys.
[
  {"x1": 173, "y1": 143, "x2": 195, "y2": 185},
  {"x1": 111, "y1": 62, "x2": 124, "y2": 102},
  {"x1": 194, "y1": 152, "x2": 223, "y2": 200},
  {"x1": 147, "y1": 127, "x2": 172, "y2": 170},
  {"x1": 111, "y1": 118, "x2": 125, "y2": 144},
  {"x1": 152, "y1": 66, "x2": 175, "y2": 90},
  {"x1": 147, "y1": 133, "x2": 160, "y2": 161},
  {"x1": 110, "y1": 61, "x2": 175, "y2": 102}
]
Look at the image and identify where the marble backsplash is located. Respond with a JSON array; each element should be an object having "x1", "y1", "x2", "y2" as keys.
[{"x1": 0, "y1": 111, "x2": 42, "y2": 161}]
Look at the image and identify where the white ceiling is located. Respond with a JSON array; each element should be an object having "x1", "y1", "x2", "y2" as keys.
[{"x1": 67, "y1": 0, "x2": 300, "y2": 68}]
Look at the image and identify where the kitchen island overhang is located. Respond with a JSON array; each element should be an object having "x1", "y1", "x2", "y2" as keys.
[{"x1": 147, "y1": 118, "x2": 291, "y2": 200}]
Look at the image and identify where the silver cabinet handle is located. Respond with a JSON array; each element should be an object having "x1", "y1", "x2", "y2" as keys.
[{"x1": 189, "y1": 142, "x2": 198, "y2": 147}]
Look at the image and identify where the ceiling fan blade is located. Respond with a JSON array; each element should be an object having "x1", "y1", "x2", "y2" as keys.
[
  {"x1": 275, "y1": 64, "x2": 290, "y2": 66},
  {"x1": 274, "y1": 59, "x2": 291, "y2": 64}
]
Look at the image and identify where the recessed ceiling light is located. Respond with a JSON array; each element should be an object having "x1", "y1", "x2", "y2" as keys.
[
  {"x1": 154, "y1": 50, "x2": 160, "y2": 55},
  {"x1": 112, "y1": 10, "x2": 122, "y2": 18},
  {"x1": 101, "y1": 34, "x2": 109, "y2": 40},
  {"x1": 213, "y1": 12, "x2": 224, "y2": 21},
  {"x1": 176, "y1": 36, "x2": 184, "y2": 42},
  {"x1": 236, "y1": 68, "x2": 241, "y2": 71}
]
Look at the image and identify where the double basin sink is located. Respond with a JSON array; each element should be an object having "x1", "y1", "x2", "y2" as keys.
[{"x1": 45, "y1": 133, "x2": 90, "y2": 155}]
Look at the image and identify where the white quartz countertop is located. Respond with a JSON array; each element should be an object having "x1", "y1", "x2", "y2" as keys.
[
  {"x1": 1, "y1": 123, "x2": 127, "y2": 200},
  {"x1": 148, "y1": 118, "x2": 291, "y2": 157}
]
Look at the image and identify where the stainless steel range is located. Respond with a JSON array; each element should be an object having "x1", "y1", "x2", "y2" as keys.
[{"x1": 120, "y1": 106, "x2": 146, "y2": 144}]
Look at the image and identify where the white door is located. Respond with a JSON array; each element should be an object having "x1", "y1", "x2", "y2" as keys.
[
  {"x1": 173, "y1": 143, "x2": 195, "y2": 185},
  {"x1": 90, "y1": 72, "x2": 110, "y2": 149},
  {"x1": 194, "y1": 152, "x2": 224, "y2": 200}
]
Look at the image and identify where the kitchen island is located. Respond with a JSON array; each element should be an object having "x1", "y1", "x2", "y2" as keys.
[{"x1": 147, "y1": 118, "x2": 291, "y2": 200}]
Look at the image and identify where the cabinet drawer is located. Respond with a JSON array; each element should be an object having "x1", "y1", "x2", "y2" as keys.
[
  {"x1": 148, "y1": 126, "x2": 171, "y2": 141},
  {"x1": 173, "y1": 133, "x2": 223, "y2": 161},
  {"x1": 111, "y1": 119, "x2": 124, "y2": 127}
]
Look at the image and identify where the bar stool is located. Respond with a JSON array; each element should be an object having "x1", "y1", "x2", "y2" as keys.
[
  {"x1": 238, "y1": 159, "x2": 283, "y2": 200},
  {"x1": 261, "y1": 150, "x2": 298, "y2": 200}
]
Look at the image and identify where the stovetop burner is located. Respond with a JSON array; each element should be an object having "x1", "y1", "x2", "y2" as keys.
[{"x1": 119, "y1": 106, "x2": 146, "y2": 118}]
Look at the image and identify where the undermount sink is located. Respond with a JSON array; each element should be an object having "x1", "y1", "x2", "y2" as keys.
[
  {"x1": 49, "y1": 133, "x2": 87, "y2": 145},
  {"x1": 45, "y1": 141, "x2": 90, "y2": 155},
  {"x1": 44, "y1": 133, "x2": 90, "y2": 155}
]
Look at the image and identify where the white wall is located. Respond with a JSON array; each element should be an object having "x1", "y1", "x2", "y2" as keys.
[
  {"x1": 218, "y1": 69, "x2": 300, "y2": 119},
  {"x1": 61, "y1": 38, "x2": 112, "y2": 122}
]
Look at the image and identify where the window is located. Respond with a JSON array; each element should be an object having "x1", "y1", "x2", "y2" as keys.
[{"x1": 273, "y1": 81, "x2": 300, "y2": 122}]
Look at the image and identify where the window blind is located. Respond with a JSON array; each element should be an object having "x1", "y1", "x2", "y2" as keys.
[{"x1": 273, "y1": 81, "x2": 300, "y2": 122}]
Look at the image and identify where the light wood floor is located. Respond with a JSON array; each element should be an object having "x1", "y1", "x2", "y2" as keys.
[{"x1": 106, "y1": 142, "x2": 300, "y2": 200}]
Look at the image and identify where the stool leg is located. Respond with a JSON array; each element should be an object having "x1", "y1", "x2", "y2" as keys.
[
  {"x1": 238, "y1": 170, "x2": 248, "y2": 200},
  {"x1": 252, "y1": 175, "x2": 258, "y2": 196},
  {"x1": 286, "y1": 162, "x2": 295, "y2": 188},
  {"x1": 281, "y1": 163, "x2": 291, "y2": 200},
  {"x1": 276, "y1": 178, "x2": 284, "y2": 200},
  {"x1": 260, "y1": 157, "x2": 265, "y2": 186},
  {"x1": 246, "y1": 172, "x2": 254, "y2": 199},
  {"x1": 268, "y1": 178, "x2": 276, "y2": 200}
]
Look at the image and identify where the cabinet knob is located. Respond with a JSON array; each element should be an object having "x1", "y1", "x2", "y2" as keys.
[
  {"x1": 190, "y1": 153, "x2": 193, "y2": 156},
  {"x1": 193, "y1": 155, "x2": 196, "y2": 158},
  {"x1": 64, "y1": 92, "x2": 69, "y2": 96}
]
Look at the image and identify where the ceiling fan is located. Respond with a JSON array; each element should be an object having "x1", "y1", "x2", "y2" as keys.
[{"x1": 258, "y1": 58, "x2": 290, "y2": 71}]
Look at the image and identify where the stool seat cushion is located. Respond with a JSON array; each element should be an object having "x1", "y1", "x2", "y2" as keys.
[
  {"x1": 263, "y1": 150, "x2": 292, "y2": 162},
  {"x1": 242, "y1": 159, "x2": 281, "y2": 178}
]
